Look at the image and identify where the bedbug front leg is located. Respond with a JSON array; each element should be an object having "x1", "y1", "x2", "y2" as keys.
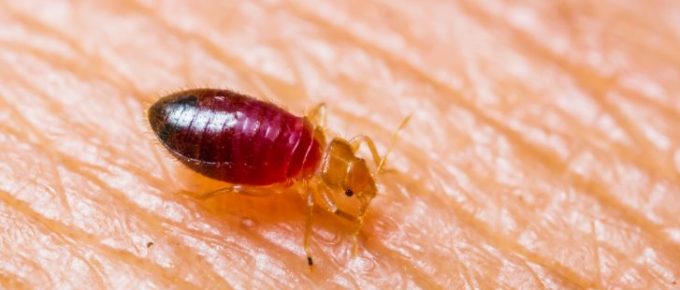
[
  {"x1": 351, "y1": 115, "x2": 412, "y2": 174},
  {"x1": 311, "y1": 182, "x2": 358, "y2": 223},
  {"x1": 349, "y1": 201, "x2": 371, "y2": 257},
  {"x1": 314, "y1": 183, "x2": 366, "y2": 257},
  {"x1": 304, "y1": 182, "x2": 315, "y2": 268},
  {"x1": 181, "y1": 186, "x2": 237, "y2": 200},
  {"x1": 350, "y1": 135, "x2": 383, "y2": 169},
  {"x1": 188, "y1": 185, "x2": 279, "y2": 200},
  {"x1": 306, "y1": 103, "x2": 327, "y2": 128}
]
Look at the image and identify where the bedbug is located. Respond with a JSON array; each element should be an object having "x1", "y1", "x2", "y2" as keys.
[{"x1": 147, "y1": 88, "x2": 409, "y2": 266}]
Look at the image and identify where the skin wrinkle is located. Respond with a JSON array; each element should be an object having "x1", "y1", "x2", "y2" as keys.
[
  {"x1": 168, "y1": 223, "x2": 317, "y2": 289},
  {"x1": 160, "y1": 199, "x2": 343, "y2": 285},
  {"x1": 166, "y1": 230, "x2": 264, "y2": 290},
  {"x1": 0, "y1": 48, "x2": 189, "y2": 197},
  {"x1": 0, "y1": 7, "x2": 81, "y2": 63},
  {"x1": 0, "y1": 7, "x2": 144, "y2": 108},
  {"x1": 0, "y1": 211, "x2": 53, "y2": 284},
  {"x1": 584, "y1": 1, "x2": 680, "y2": 74},
  {"x1": 426, "y1": 180, "x2": 593, "y2": 287},
  {"x1": 171, "y1": 220, "x2": 299, "y2": 289},
  {"x1": 0, "y1": 49, "x2": 129, "y2": 138},
  {"x1": 123, "y1": 1, "x2": 269, "y2": 83},
  {"x1": 463, "y1": 0, "x2": 680, "y2": 151},
  {"x1": 0, "y1": 105, "x2": 242, "y2": 288},
  {"x1": 557, "y1": 1, "x2": 680, "y2": 71},
  {"x1": 129, "y1": 0, "x2": 327, "y2": 111},
  {"x1": 363, "y1": 236, "x2": 445, "y2": 290},
  {"x1": 0, "y1": 191, "x2": 200, "y2": 290},
  {"x1": 334, "y1": 104, "x2": 590, "y2": 287},
  {"x1": 350, "y1": 102, "x2": 600, "y2": 274},
  {"x1": 50, "y1": 154, "x2": 73, "y2": 218},
  {"x1": 0, "y1": 272, "x2": 31, "y2": 290},
  {"x1": 390, "y1": 171, "x2": 559, "y2": 288},
  {"x1": 598, "y1": 240, "x2": 659, "y2": 283},
  {"x1": 510, "y1": 255, "x2": 550, "y2": 290},
  {"x1": 12, "y1": 32, "x2": 159, "y2": 173},
  {"x1": 503, "y1": 16, "x2": 674, "y2": 171},
  {"x1": 593, "y1": 214, "x2": 674, "y2": 282},
  {"x1": 1, "y1": 0, "x2": 679, "y2": 289},
  {"x1": 602, "y1": 242, "x2": 657, "y2": 287},
  {"x1": 0, "y1": 66, "x2": 173, "y2": 193},
  {"x1": 316, "y1": 1, "x2": 680, "y2": 266},
  {"x1": 0, "y1": 255, "x2": 53, "y2": 289},
  {"x1": 0, "y1": 101, "x2": 72, "y2": 219},
  {"x1": 303, "y1": 0, "x2": 676, "y2": 249},
  {"x1": 306, "y1": 0, "x2": 680, "y2": 218},
  {"x1": 374, "y1": 112, "x2": 676, "y2": 286},
  {"x1": 456, "y1": 1, "x2": 680, "y2": 244},
  {"x1": 1, "y1": 0, "x2": 204, "y2": 141},
  {"x1": 68, "y1": 165, "x2": 239, "y2": 288},
  {"x1": 159, "y1": 195, "x2": 327, "y2": 284},
  {"x1": 450, "y1": 248, "x2": 477, "y2": 290},
  {"x1": 0, "y1": 127, "x2": 232, "y2": 288},
  {"x1": 251, "y1": 197, "x2": 418, "y2": 289},
  {"x1": 9, "y1": 197, "x2": 109, "y2": 290},
  {"x1": 0, "y1": 190, "x2": 115, "y2": 290}
]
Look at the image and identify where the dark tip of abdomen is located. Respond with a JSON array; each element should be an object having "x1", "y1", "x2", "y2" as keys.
[
  {"x1": 148, "y1": 94, "x2": 199, "y2": 133},
  {"x1": 171, "y1": 94, "x2": 198, "y2": 107}
]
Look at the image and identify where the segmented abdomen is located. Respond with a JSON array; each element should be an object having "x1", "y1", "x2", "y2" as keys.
[{"x1": 148, "y1": 89, "x2": 323, "y2": 185}]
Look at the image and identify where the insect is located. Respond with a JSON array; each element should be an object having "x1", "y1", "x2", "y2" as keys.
[{"x1": 148, "y1": 88, "x2": 409, "y2": 266}]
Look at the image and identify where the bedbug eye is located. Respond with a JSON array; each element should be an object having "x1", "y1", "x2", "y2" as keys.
[{"x1": 344, "y1": 188, "x2": 354, "y2": 197}]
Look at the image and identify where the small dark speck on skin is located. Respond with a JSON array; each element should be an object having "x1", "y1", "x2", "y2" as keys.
[{"x1": 147, "y1": 242, "x2": 154, "y2": 248}]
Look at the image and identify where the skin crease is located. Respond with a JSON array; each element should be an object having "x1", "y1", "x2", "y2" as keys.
[{"x1": 0, "y1": 0, "x2": 679, "y2": 289}]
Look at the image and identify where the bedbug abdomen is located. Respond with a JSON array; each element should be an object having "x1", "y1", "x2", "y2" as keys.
[{"x1": 148, "y1": 89, "x2": 323, "y2": 185}]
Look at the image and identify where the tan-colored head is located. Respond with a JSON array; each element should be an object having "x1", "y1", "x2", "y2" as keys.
[
  {"x1": 303, "y1": 110, "x2": 410, "y2": 266},
  {"x1": 320, "y1": 139, "x2": 378, "y2": 209},
  {"x1": 302, "y1": 137, "x2": 382, "y2": 267},
  {"x1": 314, "y1": 115, "x2": 411, "y2": 219}
]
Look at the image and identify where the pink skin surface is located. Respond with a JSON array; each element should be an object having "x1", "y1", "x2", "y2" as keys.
[{"x1": 0, "y1": 1, "x2": 680, "y2": 289}]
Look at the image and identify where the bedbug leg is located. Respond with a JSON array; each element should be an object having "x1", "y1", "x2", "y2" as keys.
[
  {"x1": 188, "y1": 185, "x2": 278, "y2": 200},
  {"x1": 351, "y1": 219, "x2": 362, "y2": 256},
  {"x1": 304, "y1": 183, "x2": 315, "y2": 269},
  {"x1": 312, "y1": 184, "x2": 358, "y2": 224},
  {"x1": 334, "y1": 209, "x2": 358, "y2": 223},
  {"x1": 351, "y1": 115, "x2": 412, "y2": 174},
  {"x1": 349, "y1": 135, "x2": 382, "y2": 168},
  {"x1": 311, "y1": 184, "x2": 365, "y2": 257},
  {"x1": 318, "y1": 184, "x2": 365, "y2": 257},
  {"x1": 185, "y1": 186, "x2": 236, "y2": 200},
  {"x1": 349, "y1": 202, "x2": 370, "y2": 257},
  {"x1": 306, "y1": 103, "x2": 327, "y2": 127}
]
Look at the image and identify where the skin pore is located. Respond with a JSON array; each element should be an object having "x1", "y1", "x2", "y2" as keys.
[{"x1": 1, "y1": 1, "x2": 680, "y2": 289}]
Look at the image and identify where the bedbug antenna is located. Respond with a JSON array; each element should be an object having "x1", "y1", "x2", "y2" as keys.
[{"x1": 376, "y1": 114, "x2": 412, "y2": 174}]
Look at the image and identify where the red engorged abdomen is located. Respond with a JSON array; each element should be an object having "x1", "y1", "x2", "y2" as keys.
[{"x1": 148, "y1": 89, "x2": 324, "y2": 186}]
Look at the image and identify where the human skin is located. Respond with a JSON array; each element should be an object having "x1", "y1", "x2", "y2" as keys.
[{"x1": 1, "y1": 0, "x2": 679, "y2": 289}]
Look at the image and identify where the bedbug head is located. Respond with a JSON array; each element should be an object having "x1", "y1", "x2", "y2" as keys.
[
  {"x1": 316, "y1": 115, "x2": 410, "y2": 217},
  {"x1": 319, "y1": 139, "x2": 377, "y2": 212},
  {"x1": 343, "y1": 158, "x2": 377, "y2": 202}
]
